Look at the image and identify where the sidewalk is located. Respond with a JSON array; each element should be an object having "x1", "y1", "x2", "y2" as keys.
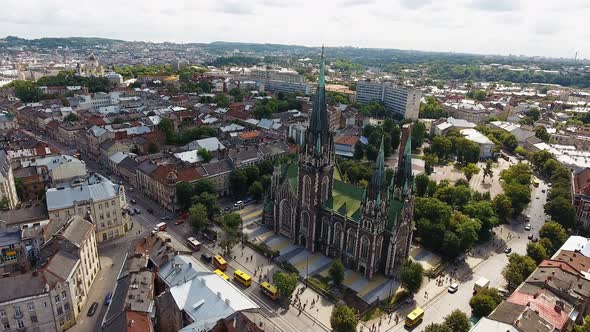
[{"x1": 216, "y1": 241, "x2": 334, "y2": 330}]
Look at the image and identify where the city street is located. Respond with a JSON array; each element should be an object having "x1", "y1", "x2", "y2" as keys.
[{"x1": 381, "y1": 177, "x2": 549, "y2": 332}]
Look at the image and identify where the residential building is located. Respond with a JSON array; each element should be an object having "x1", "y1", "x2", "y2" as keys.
[
  {"x1": 45, "y1": 173, "x2": 130, "y2": 242},
  {"x1": 39, "y1": 215, "x2": 100, "y2": 329},
  {"x1": 19, "y1": 155, "x2": 87, "y2": 188},
  {"x1": 0, "y1": 272, "x2": 59, "y2": 332},
  {"x1": 289, "y1": 123, "x2": 308, "y2": 146},
  {"x1": 198, "y1": 159, "x2": 233, "y2": 196},
  {"x1": 460, "y1": 129, "x2": 495, "y2": 159},
  {"x1": 490, "y1": 121, "x2": 536, "y2": 146},
  {"x1": 57, "y1": 122, "x2": 86, "y2": 146},
  {"x1": 432, "y1": 117, "x2": 476, "y2": 136},
  {"x1": 156, "y1": 254, "x2": 259, "y2": 332},
  {"x1": 356, "y1": 81, "x2": 422, "y2": 120},
  {"x1": 443, "y1": 100, "x2": 498, "y2": 124},
  {"x1": 136, "y1": 162, "x2": 201, "y2": 211},
  {"x1": 0, "y1": 228, "x2": 28, "y2": 275},
  {"x1": 334, "y1": 135, "x2": 360, "y2": 158},
  {"x1": 574, "y1": 168, "x2": 590, "y2": 231},
  {"x1": 0, "y1": 150, "x2": 19, "y2": 209},
  {"x1": 0, "y1": 113, "x2": 17, "y2": 131}
]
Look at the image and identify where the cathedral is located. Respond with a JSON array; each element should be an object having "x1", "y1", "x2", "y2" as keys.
[{"x1": 263, "y1": 49, "x2": 415, "y2": 279}]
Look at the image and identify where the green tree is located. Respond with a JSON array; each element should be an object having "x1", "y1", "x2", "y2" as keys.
[
  {"x1": 483, "y1": 159, "x2": 493, "y2": 182},
  {"x1": 424, "y1": 323, "x2": 452, "y2": 332},
  {"x1": 423, "y1": 153, "x2": 438, "y2": 175},
  {"x1": 431, "y1": 136, "x2": 452, "y2": 159},
  {"x1": 64, "y1": 113, "x2": 80, "y2": 122},
  {"x1": 10, "y1": 80, "x2": 41, "y2": 102},
  {"x1": 229, "y1": 169, "x2": 249, "y2": 197},
  {"x1": 214, "y1": 93, "x2": 230, "y2": 107},
  {"x1": 158, "y1": 118, "x2": 177, "y2": 144},
  {"x1": 526, "y1": 242, "x2": 548, "y2": 264},
  {"x1": 353, "y1": 141, "x2": 364, "y2": 160},
  {"x1": 223, "y1": 213, "x2": 242, "y2": 230},
  {"x1": 539, "y1": 221, "x2": 568, "y2": 254},
  {"x1": 502, "y1": 254, "x2": 537, "y2": 289},
  {"x1": 464, "y1": 200, "x2": 498, "y2": 240},
  {"x1": 415, "y1": 174, "x2": 430, "y2": 197},
  {"x1": 176, "y1": 182, "x2": 194, "y2": 211},
  {"x1": 330, "y1": 305, "x2": 358, "y2": 332},
  {"x1": 575, "y1": 315, "x2": 590, "y2": 332},
  {"x1": 193, "y1": 192, "x2": 220, "y2": 218},
  {"x1": 400, "y1": 260, "x2": 424, "y2": 294},
  {"x1": 411, "y1": 121, "x2": 426, "y2": 150},
  {"x1": 443, "y1": 310, "x2": 470, "y2": 332},
  {"x1": 0, "y1": 197, "x2": 9, "y2": 209},
  {"x1": 189, "y1": 203, "x2": 208, "y2": 231},
  {"x1": 469, "y1": 288, "x2": 503, "y2": 317},
  {"x1": 492, "y1": 193, "x2": 512, "y2": 223},
  {"x1": 502, "y1": 134, "x2": 518, "y2": 152},
  {"x1": 14, "y1": 178, "x2": 25, "y2": 201},
  {"x1": 329, "y1": 259, "x2": 345, "y2": 286},
  {"x1": 503, "y1": 183, "x2": 531, "y2": 215},
  {"x1": 544, "y1": 196, "x2": 576, "y2": 229},
  {"x1": 197, "y1": 148, "x2": 213, "y2": 163},
  {"x1": 535, "y1": 126, "x2": 551, "y2": 142},
  {"x1": 462, "y1": 163, "x2": 480, "y2": 181},
  {"x1": 248, "y1": 181, "x2": 264, "y2": 200},
  {"x1": 366, "y1": 144, "x2": 378, "y2": 161},
  {"x1": 273, "y1": 272, "x2": 298, "y2": 298},
  {"x1": 194, "y1": 179, "x2": 217, "y2": 195}
]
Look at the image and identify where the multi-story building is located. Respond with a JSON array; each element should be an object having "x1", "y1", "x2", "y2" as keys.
[
  {"x1": 19, "y1": 155, "x2": 87, "y2": 188},
  {"x1": 356, "y1": 81, "x2": 421, "y2": 120},
  {"x1": 57, "y1": 122, "x2": 86, "y2": 146},
  {"x1": 574, "y1": 168, "x2": 590, "y2": 231},
  {"x1": 241, "y1": 67, "x2": 312, "y2": 95},
  {"x1": 40, "y1": 215, "x2": 100, "y2": 330},
  {"x1": 0, "y1": 150, "x2": 19, "y2": 209},
  {"x1": 45, "y1": 174, "x2": 130, "y2": 242},
  {"x1": 0, "y1": 228, "x2": 28, "y2": 275},
  {"x1": 0, "y1": 272, "x2": 59, "y2": 332},
  {"x1": 0, "y1": 113, "x2": 17, "y2": 131}
]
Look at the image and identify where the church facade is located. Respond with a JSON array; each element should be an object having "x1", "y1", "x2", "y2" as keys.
[{"x1": 263, "y1": 50, "x2": 415, "y2": 279}]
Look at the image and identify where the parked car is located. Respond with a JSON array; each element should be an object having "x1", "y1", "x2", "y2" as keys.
[
  {"x1": 224, "y1": 206, "x2": 231, "y2": 212},
  {"x1": 104, "y1": 292, "x2": 113, "y2": 305},
  {"x1": 161, "y1": 215, "x2": 172, "y2": 221},
  {"x1": 504, "y1": 247, "x2": 512, "y2": 254},
  {"x1": 147, "y1": 208, "x2": 154, "y2": 214},
  {"x1": 130, "y1": 199, "x2": 136, "y2": 204},
  {"x1": 87, "y1": 302, "x2": 98, "y2": 316},
  {"x1": 542, "y1": 189, "x2": 546, "y2": 193},
  {"x1": 525, "y1": 224, "x2": 531, "y2": 231},
  {"x1": 175, "y1": 219, "x2": 185, "y2": 225},
  {"x1": 234, "y1": 200, "x2": 243, "y2": 208},
  {"x1": 448, "y1": 283, "x2": 459, "y2": 293},
  {"x1": 528, "y1": 234, "x2": 534, "y2": 240},
  {"x1": 201, "y1": 253, "x2": 212, "y2": 263},
  {"x1": 133, "y1": 208, "x2": 140, "y2": 214}
]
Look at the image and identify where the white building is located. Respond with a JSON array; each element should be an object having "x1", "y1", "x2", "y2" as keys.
[
  {"x1": 356, "y1": 81, "x2": 422, "y2": 120},
  {"x1": 460, "y1": 129, "x2": 495, "y2": 159},
  {"x1": 45, "y1": 174, "x2": 130, "y2": 242},
  {"x1": 20, "y1": 155, "x2": 87, "y2": 187}
]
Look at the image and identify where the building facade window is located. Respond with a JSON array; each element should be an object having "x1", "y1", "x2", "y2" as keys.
[
  {"x1": 17, "y1": 320, "x2": 24, "y2": 329},
  {"x1": 54, "y1": 295, "x2": 60, "y2": 303},
  {"x1": 61, "y1": 291, "x2": 67, "y2": 300},
  {"x1": 27, "y1": 303, "x2": 35, "y2": 311},
  {"x1": 2, "y1": 322, "x2": 9, "y2": 329}
]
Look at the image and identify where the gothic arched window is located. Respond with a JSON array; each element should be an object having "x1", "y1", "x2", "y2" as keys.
[
  {"x1": 375, "y1": 236, "x2": 384, "y2": 265},
  {"x1": 279, "y1": 199, "x2": 291, "y2": 233},
  {"x1": 333, "y1": 223, "x2": 343, "y2": 248},
  {"x1": 301, "y1": 211, "x2": 309, "y2": 231},
  {"x1": 321, "y1": 176, "x2": 329, "y2": 202},
  {"x1": 360, "y1": 236, "x2": 370, "y2": 260},
  {"x1": 303, "y1": 175, "x2": 311, "y2": 205},
  {"x1": 322, "y1": 217, "x2": 330, "y2": 237},
  {"x1": 346, "y1": 229, "x2": 356, "y2": 255}
]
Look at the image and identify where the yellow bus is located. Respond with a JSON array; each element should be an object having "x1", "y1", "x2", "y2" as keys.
[
  {"x1": 405, "y1": 307, "x2": 424, "y2": 328},
  {"x1": 213, "y1": 255, "x2": 227, "y2": 271},
  {"x1": 532, "y1": 178, "x2": 540, "y2": 187},
  {"x1": 214, "y1": 269, "x2": 230, "y2": 281},
  {"x1": 260, "y1": 281, "x2": 279, "y2": 300},
  {"x1": 233, "y1": 269, "x2": 252, "y2": 287}
]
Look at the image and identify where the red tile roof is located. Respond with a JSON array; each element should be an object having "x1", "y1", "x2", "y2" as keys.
[
  {"x1": 335, "y1": 135, "x2": 359, "y2": 146},
  {"x1": 507, "y1": 291, "x2": 570, "y2": 330},
  {"x1": 239, "y1": 130, "x2": 260, "y2": 139}
]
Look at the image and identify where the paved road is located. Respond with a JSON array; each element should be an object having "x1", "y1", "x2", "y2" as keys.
[{"x1": 384, "y1": 177, "x2": 549, "y2": 332}]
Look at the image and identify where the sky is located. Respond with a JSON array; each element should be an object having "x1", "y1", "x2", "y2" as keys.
[{"x1": 1, "y1": 0, "x2": 589, "y2": 59}]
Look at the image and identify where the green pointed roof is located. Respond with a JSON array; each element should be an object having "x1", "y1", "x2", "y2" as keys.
[
  {"x1": 370, "y1": 136, "x2": 386, "y2": 196},
  {"x1": 308, "y1": 46, "x2": 329, "y2": 136},
  {"x1": 324, "y1": 179, "x2": 365, "y2": 222}
]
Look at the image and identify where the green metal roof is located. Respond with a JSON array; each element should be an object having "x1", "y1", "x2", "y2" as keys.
[
  {"x1": 387, "y1": 199, "x2": 404, "y2": 230},
  {"x1": 324, "y1": 180, "x2": 365, "y2": 222},
  {"x1": 280, "y1": 162, "x2": 299, "y2": 192}
]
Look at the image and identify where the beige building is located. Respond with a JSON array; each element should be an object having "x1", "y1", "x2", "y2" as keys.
[
  {"x1": 45, "y1": 174, "x2": 130, "y2": 242},
  {"x1": 0, "y1": 273, "x2": 58, "y2": 332},
  {"x1": 0, "y1": 150, "x2": 19, "y2": 209},
  {"x1": 40, "y1": 215, "x2": 100, "y2": 329}
]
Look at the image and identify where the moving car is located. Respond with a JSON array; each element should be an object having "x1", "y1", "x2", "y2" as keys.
[
  {"x1": 448, "y1": 283, "x2": 459, "y2": 293},
  {"x1": 161, "y1": 215, "x2": 172, "y2": 221},
  {"x1": 87, "y1": 302, "x2": 98, "y2": 316},
  {"x1": 504, "y1": 247, "x2": 512, "y2": 254},
  {"x1": 525, "y1": 224, "x2": 531, "y2": 231}
]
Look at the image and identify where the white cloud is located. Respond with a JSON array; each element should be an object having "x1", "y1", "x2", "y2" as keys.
[{"x1": 0, "y1": 0, "x2": 587, "y2": 58}]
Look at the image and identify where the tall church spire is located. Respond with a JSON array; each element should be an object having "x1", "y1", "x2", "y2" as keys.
[
  {"x1": 368, "y1": 137, "x2": 386, "y2": 205},
  {"x1": 308, "y1": 46, "x2": 329, "y2": 136}
]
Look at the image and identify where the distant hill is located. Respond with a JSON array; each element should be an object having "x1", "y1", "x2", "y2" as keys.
[{"x1": 1, "y1": 36, "x2": 125, "y2": 49}]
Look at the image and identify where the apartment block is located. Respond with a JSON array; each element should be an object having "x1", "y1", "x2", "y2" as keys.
[{"x1": 356, "y1": 81, "x2": 421, "y2": 120}]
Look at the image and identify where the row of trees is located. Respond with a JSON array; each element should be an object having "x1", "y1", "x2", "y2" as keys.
[
  {"x1": 414, "y1": 176, "x2": 499, "y2": 258},
  {"x1": 251, "y1": 92, "x2": 302, "y2": 119},
  {"x1": 355, "y1": 120, "x2": 402, "y2": 161},
  {"x1": 530, "y1": 150, "x2": 577, "y2": 229},
  {"x1": 158, "y1": 118, "x2": 218, "y2": 146},
  {"x1": 423, "y1": 310, "x2": 471, "y2": 332},
  {"x1": 420, "y1": 96, "x2": 447, "y2": 119},
  {"x1": 229, "y1": 160, "x2": 274, "y2": 199}
]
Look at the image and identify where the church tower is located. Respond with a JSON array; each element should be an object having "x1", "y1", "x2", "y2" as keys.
[
  {"x1": 357, "y1": 138, "x2": 389, "y2": 278},
  {"x1": 296, "y1": 47, "x2": 336, "y2": 252}
]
